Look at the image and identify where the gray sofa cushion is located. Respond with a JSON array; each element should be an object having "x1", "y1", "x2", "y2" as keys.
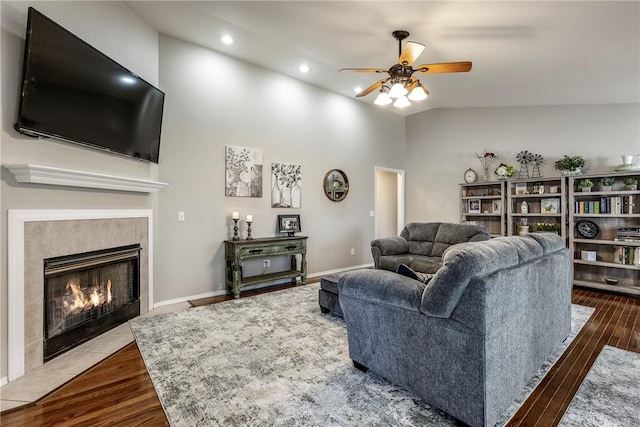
[
  {"x1": 379, "y1": 254, "x2": 442, "y2": 274},
  {"x1": 421, "y1": 234, "x2": 560, "y2": 318}
]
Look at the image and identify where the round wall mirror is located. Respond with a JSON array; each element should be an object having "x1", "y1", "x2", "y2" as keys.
[{"x1": 323, "y1": 169, "x2": 349, "y2": 202}]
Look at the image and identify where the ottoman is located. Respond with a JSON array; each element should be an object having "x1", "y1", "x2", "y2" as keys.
[{"x1": 318, "y1": 273, "x2": 343, "y2": 316}]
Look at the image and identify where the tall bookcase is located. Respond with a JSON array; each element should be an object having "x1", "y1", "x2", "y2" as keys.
[
  {"x1": 506, "y1": 177, "x2": 567, "y2": 241},
  {"x1": 568, "y1": 172, "x2": 640, "y2": 296},
  {"x1": 459, "y1": 181, "x2": 506, "y2": 237}
]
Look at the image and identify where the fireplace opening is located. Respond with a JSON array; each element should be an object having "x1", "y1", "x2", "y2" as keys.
[{"x1": 43, "y1": 244, "x2": 141, "y2": 362}]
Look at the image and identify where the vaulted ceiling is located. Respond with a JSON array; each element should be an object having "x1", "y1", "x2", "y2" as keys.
[{"x1": 129, "y1": 1, "x2": 640, "y2": 116}]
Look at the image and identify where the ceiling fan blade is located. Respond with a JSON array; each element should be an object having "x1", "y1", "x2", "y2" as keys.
[
  {"x1": 339, "y1": 68, "x2": 388, "y2": 73},
  {"x1": 414, "y1": 61, "x2": 472, "y2": 73},
  {"x1": 356, "y1": 79, "x2": 388, "y2": 97},
  {"x1": 398, "y1": 41, "x2": 426, "y2": 66}
]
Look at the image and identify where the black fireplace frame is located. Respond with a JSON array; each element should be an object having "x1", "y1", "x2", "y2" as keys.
[{"x1": 43, "y1": 244, "x2": 141, "y2": 362}]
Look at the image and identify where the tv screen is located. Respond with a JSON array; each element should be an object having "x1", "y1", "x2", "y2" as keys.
[{"x1": 15, "y1": 8, "x2": 164, "y2": 163}]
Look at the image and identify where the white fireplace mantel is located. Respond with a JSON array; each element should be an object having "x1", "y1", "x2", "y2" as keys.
[
  {"x1": 7, "y1": 209, "x2": 154, "y2": 382},
  {"x1": 4, "y1": 164, "x2": 169, "y2": 193}
]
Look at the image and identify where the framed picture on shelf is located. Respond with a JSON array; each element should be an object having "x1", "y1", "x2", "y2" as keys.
[
  {"x1": 468, "y1": 199, "x2": 481, "y2": 214},
  {"x1": 492, "y1": 200, "x2": 502, "y2": 214},
  {"x1": 515, "y1": 182, "x2": 527, "y2": 195},
  {"x1": 541, "y1": 198, "x2": 560, "y2": 214}
]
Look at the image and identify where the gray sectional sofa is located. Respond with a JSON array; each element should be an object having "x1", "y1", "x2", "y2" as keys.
[
  {"x1": 339, "y1": 233, "x2": 572, "y2": 427},
  {"x1": 371, "y1": 222, "x2": 490, "y2": 274}
]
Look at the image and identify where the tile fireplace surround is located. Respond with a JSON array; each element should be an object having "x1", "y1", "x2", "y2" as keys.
[{"x1": 6, "y1": 210, "x2": 154, "y2": 384}]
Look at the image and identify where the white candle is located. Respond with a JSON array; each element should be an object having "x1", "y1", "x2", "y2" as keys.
[
  {"x1": 246, "y1": 214, "x2": 253, "y2": 222},
  {"x1": 232, "y1": 211, "x2": 239, "y2": 220}
]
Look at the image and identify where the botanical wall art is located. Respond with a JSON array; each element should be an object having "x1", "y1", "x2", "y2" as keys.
[
  {"x1": 225, "y1": 145, "x2": 263, "y2": 197},
  {"x1": 271, "y1": 163, "x2": 302, "y2": 208}
]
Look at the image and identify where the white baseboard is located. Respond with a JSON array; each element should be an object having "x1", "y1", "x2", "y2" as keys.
[
  {"x1": 152, "y1": 264, "x2": 374, "y2": 309},
  {"x1": 1, "y1": 376, "x2": 8, "y2": 387},
  {"x1": 308, "y1": 263, "x2": 373, "y2": 278}
]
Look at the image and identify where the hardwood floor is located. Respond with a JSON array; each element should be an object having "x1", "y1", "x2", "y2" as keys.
[{"x1": 2, "y1": 286, "x2": 638, "y2": 427}]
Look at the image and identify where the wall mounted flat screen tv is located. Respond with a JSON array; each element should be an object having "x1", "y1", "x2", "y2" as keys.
[{"x1": 15, "y1": 8, "x2": 165, "y2": 163}]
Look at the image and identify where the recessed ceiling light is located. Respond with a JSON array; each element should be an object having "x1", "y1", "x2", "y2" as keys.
[
  {"x1": 298, "y1": 64, "x2": 311, "y2": 73},
  {"x1": 354, "y1": 87, "x2": 362, "y2": 94},
  {"x1": 220, "y1": 35, "x2": 234, "y2": 45}
]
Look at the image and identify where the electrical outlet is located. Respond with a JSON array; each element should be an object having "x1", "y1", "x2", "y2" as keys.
[
  {"x1": 263, "y1": 259, "x2": 270, "y2": 268},
  {"x1": 350, "y1": 248, "x2": 355, "y2": 256},
  {"x1": 177, "y1": 211, "x2": 185, "y2": 222}
]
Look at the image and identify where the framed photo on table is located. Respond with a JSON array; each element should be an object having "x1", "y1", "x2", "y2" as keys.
[
  {"x1": 468, "y1": 199, "x2": 481, "y2": 214},
  {"x1": 277, "y1": 214, "x2": 301, "y2": 236}
]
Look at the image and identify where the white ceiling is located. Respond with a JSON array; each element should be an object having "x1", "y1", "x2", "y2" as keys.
[{"x1": 128, "y1": 1, "x2": 640, "y2": 116}]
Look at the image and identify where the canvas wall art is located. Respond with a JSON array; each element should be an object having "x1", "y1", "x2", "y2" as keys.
[
  {"x1": 271, "y1": 163, "x2": 302, "y2": 208},
  {"x1": 225, "y1": 145, "x2": 263, "y2": 197}
]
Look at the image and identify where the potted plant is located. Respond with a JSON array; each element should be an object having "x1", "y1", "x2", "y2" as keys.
[
  {"x1": 494, "y1": 163, "x2": 515, "y2": 180},
  {"x1": 624, "y1": 177, "x2": 638, "y2": 190},
  {"x1": 578, "y1": 178, "x2": 594, "y2": 192},
  {"x1": 555, "y1": 155, "x2": 585, "y2": 176},
  {"x1": 600, "y1": 177, "x2": 615, "y2": 191}
]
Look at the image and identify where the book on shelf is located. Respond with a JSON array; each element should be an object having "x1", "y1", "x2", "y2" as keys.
[
  {"x1": 615, "y1": 228, "x2": 640, "y2": 243},
  {"x1": 613, "y1": 246, "x2": 640, "y2": 265},
  {"x1": 577, "y1": 196, "x2": 636, "y2": 215}
]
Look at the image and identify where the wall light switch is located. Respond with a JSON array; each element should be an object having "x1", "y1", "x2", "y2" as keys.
[
  {"x1": 369, "y1": 210, "x2": 375, "y2": 217},
  {"x1": 178, "y1": 211, "x2": 185, "y2": 222}
]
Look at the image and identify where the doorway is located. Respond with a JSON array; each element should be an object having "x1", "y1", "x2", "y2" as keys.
[{"x1": 375, "y1": 167, "x2": 405, "y2": 238}]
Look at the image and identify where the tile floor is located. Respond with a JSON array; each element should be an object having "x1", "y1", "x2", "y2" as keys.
[{"x1": 0, "y1": 301, "x2": 191, "y2": 412}]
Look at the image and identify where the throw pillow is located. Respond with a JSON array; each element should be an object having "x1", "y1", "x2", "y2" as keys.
[{"x1": 396, "y1": 263, "x2": 434, "y2": 284}]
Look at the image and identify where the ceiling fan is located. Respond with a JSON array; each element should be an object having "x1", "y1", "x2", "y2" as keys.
[{"x1": 340, "y1": 30, "x2": 472, "y2": 108}]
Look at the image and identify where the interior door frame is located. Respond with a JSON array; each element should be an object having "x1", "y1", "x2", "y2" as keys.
[{"x1": 374, "y1": 166, "x2": 405, "y2": 239}]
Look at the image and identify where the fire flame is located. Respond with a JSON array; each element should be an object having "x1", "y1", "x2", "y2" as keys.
[{"x1": 63, "y1": 278, "x2": 113, "y2": 314}]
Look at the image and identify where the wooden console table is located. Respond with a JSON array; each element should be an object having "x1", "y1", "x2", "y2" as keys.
[{"x1": 224, "y1": 236, "x2": 307, "y2": 298}]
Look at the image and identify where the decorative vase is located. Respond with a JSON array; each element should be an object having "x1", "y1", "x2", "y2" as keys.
[
  {"x1": 291, "y1": 182, "x2": 302, "y2": 208},
  {"x1": 271, "y1": 181, "x2": 281, "y2": 207},
  {"x1": 562, "y1": 168, "x2": 582, "y2": 176},
  {"x1": 625, "y1": 184, "x2": 637, "y2": 191},
  {"x1": 602, "y1": 185, "x2": 612, "y2": 192},
  {"x1": 280, "y1": 186, "x2": 292, "y2": 207},
  {"x1": 581, "y1": 187, "x2": 591, "y2": 192},
  {"x1": 483, "y1": 166, "x2": 490, "y2": 182}
]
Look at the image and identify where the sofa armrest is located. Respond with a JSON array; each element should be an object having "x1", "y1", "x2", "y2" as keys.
[
  {"x1": 338, "y1": 269, "x2": 425, "y2": 312},
  {"x1": 370, "y1": 237, "x2": 410, "y2": 269}
]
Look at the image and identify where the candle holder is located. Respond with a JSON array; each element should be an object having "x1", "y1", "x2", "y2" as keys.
[
  {"x1": 246, "y1": 221, "x2": 253, "y2": 240},
  {"x1": 232, "y1": 218, "x2": 240, "y2": 240}
]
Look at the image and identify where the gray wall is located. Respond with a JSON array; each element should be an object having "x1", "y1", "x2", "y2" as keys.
[
  {"x1": 1, "y1": 1, "x2": 159, "y2": 380},
  {"x1": 155, "y1": 35, "x2": 405, "y2": 302},
  {"x1": 405, "y1": 104, "x2": 640, "y2": 223}
]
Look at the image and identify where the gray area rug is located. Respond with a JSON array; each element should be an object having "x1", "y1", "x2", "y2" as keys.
[
  {"x1": 129, "y1": 283, "x2": 594, "y2": 427},
  {"x1": 559, "y1": 345, "x2": 640, "y2": 427}
]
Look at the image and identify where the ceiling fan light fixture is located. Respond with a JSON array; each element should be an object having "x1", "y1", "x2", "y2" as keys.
[
  {"x1": 408, "y1": 83, "x2": 429, "y2": 101},
  {"x1": 374, "y1": 91, "x2": 392, "y2": 106},
  {"x1": 393, "y1": 95, "x2": 411, "y2": 108},
  {"x1": 388, "y1": 82, "x2": 407, "y2": 98}
]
